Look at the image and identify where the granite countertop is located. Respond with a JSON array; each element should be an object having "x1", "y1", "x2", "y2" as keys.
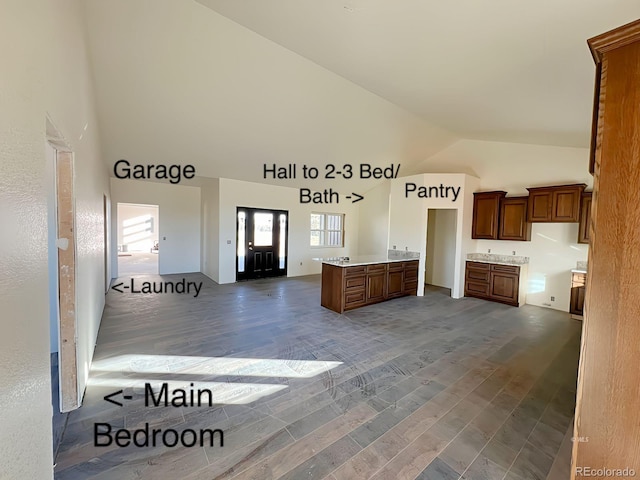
[
  {"x1": 572, "y1": 261, "x2": 588, "y2": 274},
  {"x1": 466, "y1": 253, "x2": 529, "y2": 266},
  {"x1": 314, "y1": 255, "x2": 417, "y2": 267}
]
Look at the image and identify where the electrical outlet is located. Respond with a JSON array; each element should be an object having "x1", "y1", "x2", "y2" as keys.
[
  {"x1": 488, "y1": 248, "x2": 491, "y2": 253},
  {"x1": 512, "y1": 250, "x2": 516, "y2": 255},
  {"x1": 299, "y1": 262, "x2": 302, "y2": 266},
  {"x1": 393, "y1": 245, "x2": 396, "y2": 250},
  {"x1": 551, "y1": 296, "x2": 555, "y2": 302}
]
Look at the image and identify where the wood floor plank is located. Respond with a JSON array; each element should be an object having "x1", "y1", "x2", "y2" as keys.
[{"x1": 53, "y1": 273, "x2": 580, "y2": 480}]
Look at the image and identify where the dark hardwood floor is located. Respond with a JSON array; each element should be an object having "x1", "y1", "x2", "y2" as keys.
[{"x1": 54, "y1": 273, "x2": 580, "y2": 479}]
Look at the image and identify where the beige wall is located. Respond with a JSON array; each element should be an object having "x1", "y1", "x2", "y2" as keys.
[
  {"x1": 201, "y1": 177, "x2": 220, "y2": 283},
  {"x1": 0, "y1": 0, "x2": 109, "y2": 478}
]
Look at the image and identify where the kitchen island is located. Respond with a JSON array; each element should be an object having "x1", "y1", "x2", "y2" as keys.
[{"x1": 318, "y1": 256, "x2": 419, "y2": 313}]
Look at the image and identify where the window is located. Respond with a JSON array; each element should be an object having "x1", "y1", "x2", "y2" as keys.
[{"x1": 310, "y1": 212, "x2": 344, "y2": 247}]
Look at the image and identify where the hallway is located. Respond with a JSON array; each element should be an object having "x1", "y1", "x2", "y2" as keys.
[{"x1": 54, "y1": 274, "x2": 580, "y2": 480}]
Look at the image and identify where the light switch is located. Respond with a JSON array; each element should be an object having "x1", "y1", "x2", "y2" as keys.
[{"x1": 227, "y1": 240, "x2": 231, "y2": 244}]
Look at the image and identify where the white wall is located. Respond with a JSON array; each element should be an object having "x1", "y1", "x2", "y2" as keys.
[
  {"x1": 413, "y1": 139, "x2": 593, "y2": 311},
  {"x1": 213, "y1": 178, "x2": 359, "y2": 284},
  {"x1": 111, "y1": 179, "x2": 200, "y2": 276},
  {"x1": 425, "y1": 209, "x2": 457, "y2": 289},
  {"x1": 201, "y1": 177, "x2": 220, "y2": 283},
  {"x1": 357, "y1": 181, "x2": 391, "y2": 255},
  {"x1": 388, "y1": 174, "x2": 480, "y2": 298},
  {"x1": 117, "y1": 203, "x2": 159, "y2": 252},
  {"x1": 0, "y1": 0, "x2": 109, "y2": 477}
]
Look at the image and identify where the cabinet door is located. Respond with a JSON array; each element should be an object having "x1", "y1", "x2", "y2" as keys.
[
  {"x1": 498, "y1": 197, "x2": 531, "y2": 241},
  {"x1": 366, "y1": 272, "x2": 386, "y2": 302},
  {"x1": 570, "y1": 285, "x2": 586, "y2": 316},
  {"x1": 472, "y1": 192, "x2": 506, "y2": 239},
  {"x1": 387, "y1": 270, "x2": 404, "y2": 298},
  {"x1": 578, "y1": 193, "x2": 592, "y2": 244},
  {"x1": 552, "y1": 188, "x2": 582, "y2": 222},
  {"x1": 489, "y1": 272, "x2": 519, "y2": 305},
  {"x1": 527, "y1": 190, "x2": 552, "y2": 222}
]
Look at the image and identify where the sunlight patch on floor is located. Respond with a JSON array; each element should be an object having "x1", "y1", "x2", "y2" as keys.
[{"x1": 92, "y1": 354, "x2": 342, "y2": 379}]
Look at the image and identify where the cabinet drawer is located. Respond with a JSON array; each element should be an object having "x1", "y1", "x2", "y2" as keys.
[
  {"x1": 490, "y1": 264, "x2": 520, "y2": 275},
  {"x1": 345, "y1": 266, "x2": 366, "y2": 276},
  {"x1": 344, "y1": 290, "x2": 366, "y2": 307},
  {"x1": 403, "y1": 262, "x2": 418, "y2": 280},
  {"x1": 466, "y1": 269, "x2": 490, "y2": 283},
  {"x1": 466, "y1": 261, "x2": 490, "y2": 271},
  {"x1": 366, "y1": 264, "x2": 387, "y2": 274},
  {"x1": 344, "y1": 275, "x2": 366, "y2": 290},
  {"x1": 388, "y1": 262, "x2": 403, "y2": 271},
  {"x1": 572, "y1": 272, "x2": 586, "y2": 287},
  {"x1": 403, "y1": 281, "x2": 418, "y2": 295},
  {"x1": 465, "y1": 280, "x2": 490, "y2": 297}
]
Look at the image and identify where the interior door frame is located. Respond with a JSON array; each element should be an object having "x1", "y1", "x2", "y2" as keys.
[
  {"x1": 236, "y1": 206, "x2": 289, "y2": 281},
  {"x1": 46, "y1": 115, "x2": 79, "y2": 412}
]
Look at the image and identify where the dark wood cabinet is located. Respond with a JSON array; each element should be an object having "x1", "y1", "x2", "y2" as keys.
[
  {"x1": 472, "y1": 191, "x2": 506, "y2": 239},
  {"x1": 464, "y1": 261, "x2": 521, "y2": 307},
  {"x1": 498, "y1": 196, "x2": 531, "y2": 241},
  {"x1": 578, "y1": 192, "x2": 592, "y2": 244},
  {"x1": 489, "y1": 271, "x2": 519, "y2": 305},
  {"x1": 387, "y1": 264, "x2": 404, "y2": 298},
  {"x1": 527, "y1": 189, "x2": 553, "y2": 222},
  {"x1": 366, "y1": 264, "x2": 387, "y2": 302},
  {"x1": 321, "y1": 260, "x2": 419, "y2": 313},
  {"x1": 526, "y1": 184, "x2": 586, "y2": 222},
  {"x1": 402, "y1": 261, "x2": 418, "y2": 294},
  {"x1": 570, "y1": 271, "x2": 586, "y2": 319}
]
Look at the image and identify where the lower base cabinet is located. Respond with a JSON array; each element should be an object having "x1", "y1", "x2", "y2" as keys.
[
  {"x1": 464, "y1": 261, "x2": 522, "y2": 307},
  {"x1": 570, "y1": 271, "x2": 586, "y2": 319},
  {"x1": 322, "y1": 260, "x2": 419, "y2": 313}
]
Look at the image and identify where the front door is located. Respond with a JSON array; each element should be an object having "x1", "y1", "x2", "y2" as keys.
[{"x1": 237, "y1": 207, "x2": 288, "y2": 281}]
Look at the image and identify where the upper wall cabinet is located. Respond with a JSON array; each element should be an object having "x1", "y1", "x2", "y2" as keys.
[
  {"x1": 498, "y1": 196, "x2": 532, "y2": 241},
  {"x1": 472, "y1": 191, "x2": 506, "y2": 239},
  {"x1": 526, "y1": 184, "x2": 586, "y2": 222},
  {"x1": 578, "y1": 192, "x2": 593, "y2": 244}
]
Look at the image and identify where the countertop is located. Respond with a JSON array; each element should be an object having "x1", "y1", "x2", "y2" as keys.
[
  {"x1": 466, "y1": 253, "x2": 529, "y2": 266},
  {"x1": 571, "y1": 269, "x2": 587, "y2": 274},
  {"x1": 314, "y1": 256, "x2": 418, "y2": 267}
]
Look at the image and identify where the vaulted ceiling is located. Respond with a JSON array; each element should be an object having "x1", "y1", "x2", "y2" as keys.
[
  {"x1": 198, "y1": 0, "x2": 639, "y2": 147},
  {"x1": 84, "y1": 0, "x2": 639, "y2": 189}
]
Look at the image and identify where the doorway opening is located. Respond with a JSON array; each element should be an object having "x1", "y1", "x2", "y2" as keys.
[
  {"x1": 236, "y1": 207, "x2": 288, "y2": 281},
  {"x1": 425, "y1": 209, "x2": 457, "y2": 297},
  {"x1": 117, "y1": 203, "x2": 159, "y2": 276},
  {"x1": 103, "y1": 195, "x2": 109, "y2": 293}
]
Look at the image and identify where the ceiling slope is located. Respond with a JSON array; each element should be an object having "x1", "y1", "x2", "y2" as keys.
[
  {"x1": 84, "y1": 0, "x2": 456, "y2": 191},
  {"x1": 198, "y1": 0, "x2": 640, "y2": 147}
]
